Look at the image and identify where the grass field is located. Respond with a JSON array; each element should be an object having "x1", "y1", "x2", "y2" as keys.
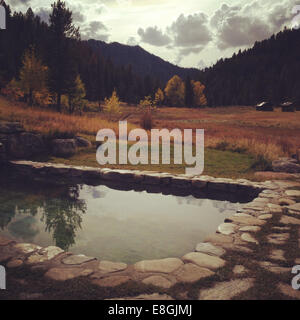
[{"x1": 1, "y1": 95, "x2": 300, "y2": 179}]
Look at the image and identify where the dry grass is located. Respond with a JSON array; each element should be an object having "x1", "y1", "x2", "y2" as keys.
[{"x1": 1, "y1": 95, "x2": 300, "y2": 162}]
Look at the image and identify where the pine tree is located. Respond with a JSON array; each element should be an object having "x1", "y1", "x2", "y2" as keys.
[{"x1": 184, "y1": 76, "x2": 194, "y2": 107}]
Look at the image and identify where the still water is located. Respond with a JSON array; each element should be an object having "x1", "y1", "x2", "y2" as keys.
[{"x1": 0, "y1": 179, "x2": 243, "y2": 263}]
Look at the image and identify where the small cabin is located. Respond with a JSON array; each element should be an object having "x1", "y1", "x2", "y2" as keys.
[
  {"x1": 256, "y1": 101, "x2": 274, "y2": 112},
  {"x1": 281, "y1": 102, "x2": 295, "y2": 112}
]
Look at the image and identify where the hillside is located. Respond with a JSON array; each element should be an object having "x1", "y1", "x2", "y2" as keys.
[
  {"x1": 200, "y1": 27, "x2": 300, "y2": 106},
  {"x1": 87, "y1": 39, "x2": 200, "y2": 83}
]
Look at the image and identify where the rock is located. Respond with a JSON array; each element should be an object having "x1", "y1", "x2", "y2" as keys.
[
  {"x1": 0, "y1": 235, "x2": 15, "y2": 246},
  {"x1": 272, "y1": 158, "x2": 300, "y2": 173},
  {"x1": 45, "y1": 267, "x2": 94, "y2": 281},
  {"x1": 7, "y1": 259, "x2": 23, "y2": 268},
  {"x1": 14, "y1": 243, "x2": 41, "y2": 254},
  {"x1": 98, "y1": 261, "x2": 127, "y2": 274},
  {"x1": 259, "y1": 261, "x2": 291, "y2": 274},
  {"x1": 204, "y1": 233, "x2": 233, "y2": 244},
  {"x1": 191, "y1": 178, "x2": 207, "y2": 189},
  {"x1": 267, "y1": 203, "x2": 282, "y2": 213},
  {"x1": 267, "y1": 233, "x2": 289, "y2": 245},
  {"x1": 198, "y1": 278, "x2": 255, "y2": 300},
  {"x1": 62, "y1": 254, "x2": 95, "y2": 265},
  {"x1": 107, "y1": 293, "x2": 173, "y2": 300},
  {"x1": 241, "y1": 233, "x2": 259, "y2": 244},
  {"x1": 225, "y1": 215, "x2": 266, "y2": 226},
  {"x1": 219, "y1": 244, "x2": 253, "y2": 254},
  {"x1": 217, "y1": 223, "x2": 237, "y2": 235},
  {"x1": 0, "y1": 122, "x2": 24, "y2": 134},
  {"x1": 278, "y1": 283, "x2": 300, "y2": 300},
  {"x1": 287, "y1": 203, "x2": 300, "y2": 215},
  {"x1": 273, "y1": 226, "x2": 290, "y2": 232},
  {"x1": 52, "y1": 139, "x2": 77, "y2": 157},
  {"x1": 280, "y1": 215, "x2": 300, "y2": 225},
  {"x1": 258, "y1": 214, "x2": 273, "y2": 220},
  {"x1": 134, "y1": 258, "x2": 183, "y2": 273},
  {"x1": 279, "y1": 198, "x2": 296, "y2": 206},
  {"x1": 233, "y1": 265, "x2": 248, "y2": 275},
  {"x1": 285, "y1": 190, "x2": 300, "y2": 198},
  {"x1": 93, "y1": 276, "x2": 130, "y2": 287},
  {"x1": 182, "y1": 252, "x2": 226, "y2": 270},
  {"x1": 174, "y1": 263, "x2": 215, "y2": 283},
  {"x1": 142, "y1": 275, "x2": 173, "y2": 288},
  {"x1": 75, "y1": 136, "x2": 92, "y2": 148},
  {"x1": 239, "y1": 226, "x2": 261, "y2": 232},
  {"x1": 26, "y1": 246, "x2": 64, "y2": 264},
  {"x1": 195, "y1": 242, "x2": 225, "y2": 257},
  {"x1": 270, "y1": 249, "x2": 285, "y2": 261}
]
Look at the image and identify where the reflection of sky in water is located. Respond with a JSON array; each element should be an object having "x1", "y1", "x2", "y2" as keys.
[{"x1": 0, "y1": 184, "x2": 240, "y2": 264}]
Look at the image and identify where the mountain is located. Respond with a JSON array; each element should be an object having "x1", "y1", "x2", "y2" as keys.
[
  {"x1": 199, "y1": 27, "x2": 300, "y2": 106},
  {"x1": 86, "y1": 39, "x2": 200, "y2": 84}
]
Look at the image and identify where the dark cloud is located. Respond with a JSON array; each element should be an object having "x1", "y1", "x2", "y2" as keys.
[
  {"x1": 168, "y1": 13, "x2": 212, "y2": 47},
  {"x1": 81, "y1": 20, "x2": 109, "y2": 41},
  {"x1": 210, "y1": 1, "x2": 295, "y2": 50},
  {"x1": 137, "y1": 26, "x2": 171, "y2": 46}
]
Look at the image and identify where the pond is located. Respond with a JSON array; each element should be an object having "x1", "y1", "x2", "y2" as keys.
[{"x1": 0, "y1": 176, "x2": 249, "y2": 264}]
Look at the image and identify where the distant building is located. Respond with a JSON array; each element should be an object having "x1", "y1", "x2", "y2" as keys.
[
  {"x1": 281, "y1": 102, "x2": 295, "y2": 112},
  {"x1": 256, "y1": 101, "x2": 274, "y2": 112}
]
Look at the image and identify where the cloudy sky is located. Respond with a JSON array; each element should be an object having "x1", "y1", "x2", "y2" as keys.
[{"x1": 6, "y1": 0, "x2": 298, "y2": 69}]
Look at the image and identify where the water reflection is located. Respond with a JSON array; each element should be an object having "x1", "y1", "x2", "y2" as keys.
[
  {"x1": 0, "y1": 178, "x2": 244, "y2": 263},
  {"x1": 0, "y1": 182, "x2": 86, "y2": 251}
]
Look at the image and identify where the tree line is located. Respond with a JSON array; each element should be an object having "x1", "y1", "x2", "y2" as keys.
[{"x1": 0, "y1": 0, "x2": 207, "y2": 112}]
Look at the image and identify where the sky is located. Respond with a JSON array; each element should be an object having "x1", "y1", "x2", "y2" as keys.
[{"x1": 6, "y1": 0, "x2": 298, "y2": 69}]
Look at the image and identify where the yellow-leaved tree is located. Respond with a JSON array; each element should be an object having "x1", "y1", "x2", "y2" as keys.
[
  {"x1": 104, "y1": 90, "x2": 121, "y2": 121},
  {"x1": 66, "y1": 75, "x2": 86, "y2": 114},
  {"x1": 164, "y1": 75, "x2": 185, "y2": 107},
  {"x1": 191, "y1": 80, "x2": 207, "y2": 107},
  {"x1": 139, "y1": 96, "x2": 156, "y2": 130},
  {"x1": 19, "y1": 47, "x2": 48, "y2": 106},
  {"x1": 154, "y1": 88, "x2": 164, "y2": 106}
]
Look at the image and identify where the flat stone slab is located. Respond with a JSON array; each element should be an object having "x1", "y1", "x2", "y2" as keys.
[
  {"x1": 277, "y1": 283, "x2": 300, "y2": 300},
  {"x1": 195, "y1": 242, "x2": 226, "y2": 257},
  {"x1": 279, "y1": 198, "x2": 296, "y2": 206},
  {"x1": 98, "y1": 261, "x2": 127, "y2": 274},
  {"x1": 107, "y1": 293, "x2": 174, "y2": 300},
  {"x1": 270, "y1": 249, "x2": 285, "y2": 261},
  {"x1": 204, "y1": 233, "x2": 233, "y2": 244},
  {"x1": 62, "y1": 254, "x2": 96, "y2": 265},
  {"x1": 142, "y1": 275, "x2": 173, "y2": 289},
  {"x1": 134, "y1": 258, "x2": 183, "y2": 273},
  {"x1": 182, "y1": 252, "x2": 226, "y2": 270},
  {"x1": 45, "y1": 267, "x2": 94, "y2": 281},
  {"x1": 174, "y1": 263, "x2": 215, "y2": 283},
  {"x1": 258, "y1": 214, "x2": 273, "y2": 220},
  {"x1": 226, "y1": 216, "x2": 266, "y2": 226},
  {"x1": 198, "y1": 278, "x2": 255, "y2": 300},
  {"x1": 267, "y1": 233, "x2": 289, "y2": 245},
  {"x1": 26, "y1": 246, "x2": 64, "y2": 264},
  {"x1": 259, "y1": 261, "x2": 291, "y2": 274},
  {"x1": 285, "y1": 190, "x2": 300, "y2": 198},
  {"x1": 217, "y1": 223, "x2": 237, "y2": 235},
  {"x1": 239, "y1": 226, "x2": 261, "y2": 233},
  {"x1": 14, "y1": 243, "x2": 41, "y2": 254},
  {"x1": 288, "y1": 203, "x2": 300, "y2": 215},
  {"x1": 219, "y1": 243, "x2": 253, "y2": 254},
  {"x1": 280, "y1": 215, "x2": 300, "y2": 225},
  {"x1": 233, "y1": 265, "x2": 248, "y2": 275},
  {"x1": 267, "y1": 203, "x2": 282, "y2": 213},
  {"x1": 93, "y1": 275, "x2": 130, "y2": 287},
  {"x1": 241, "y1": 233, "x2": 258, "y2": 244}
]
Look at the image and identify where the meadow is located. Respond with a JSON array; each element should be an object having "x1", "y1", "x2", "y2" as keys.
[{"x1": 1, "y1": 95, "x2": 300, "y2": 179}]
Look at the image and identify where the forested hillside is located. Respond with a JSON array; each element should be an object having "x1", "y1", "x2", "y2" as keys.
[{"x1": 199, "y1": 27, "x2": 300, "y2": 106}]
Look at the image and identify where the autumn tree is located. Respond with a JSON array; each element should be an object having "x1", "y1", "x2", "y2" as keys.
[
  {"x1": 66, "y1": 75, "x2": 86, "y2": 114},
  {"x1": 164, "y1": 75, "x2": 185, "y2": 107},
  {"x1": 191, "y1": 80, "x2": 207, "y2": 107},
  {"x1": 48, "y1": 0, "x2": 79, "y2": 112},
  {"x1": 19, "y1": 47, "x2": 48, "y2": 106},
  {"x1": 154, "y1": 88, "x2": 164, "y2": 106},
  {"x1": 139, "y1": 96, "x2": 155, "y2": 130},
  {"x1": 104, "y1": 89, "x2": 121, "y2": 120}
]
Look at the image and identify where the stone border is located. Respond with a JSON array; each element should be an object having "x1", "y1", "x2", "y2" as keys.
[{"x1": 1, "y1": 161, "x2": 300, "y2": 300}]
